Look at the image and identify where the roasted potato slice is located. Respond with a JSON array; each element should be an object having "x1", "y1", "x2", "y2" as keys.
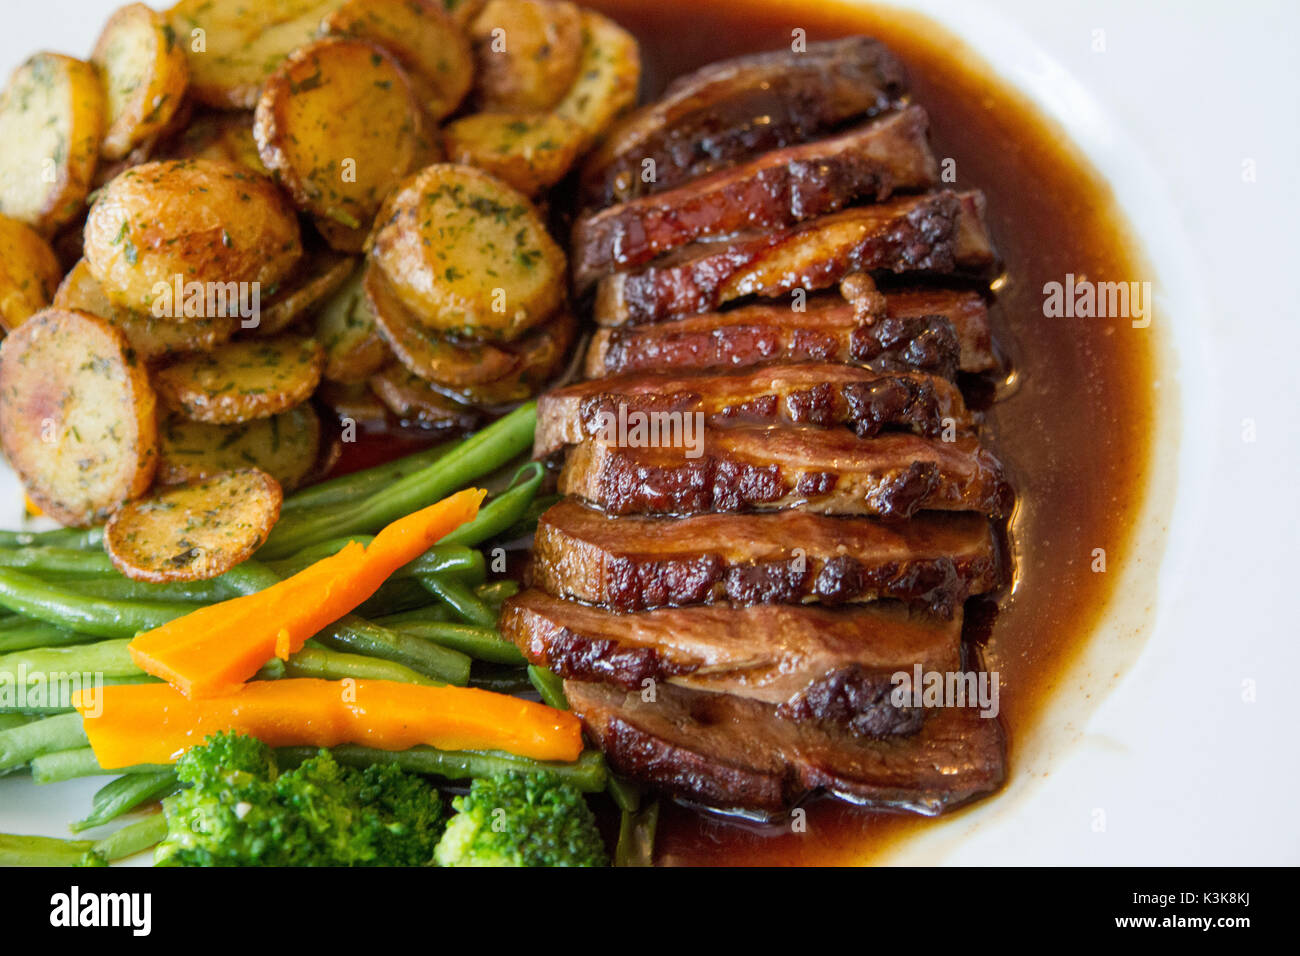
[
  {"x1": 0, "y1": 53, "x2": 105, "y2": 234},
  {"x1": 254, "y1": 250, "x2": 356, "y2": 337},
  {"x1": 93, "y1": 4, "x2": 190, "y2": 160},
  {"x1": 442, "y1": 111, "x2": 584, "y2": 196},
  {"x1": 554, "y1": 10, "x2": 641, "y2": 148},
  {"x1": 157, "y1": 406, "x2": 321, "y2": 490},
  {"x1": 83, "y1": 158, "x2": 302, "y2": 312},
  {"x1": 316, "y1": 265, "x2": 390, "y2": 384},
  {"x1": 160, "y1": 111, "x2": 268, "y2": 174},
  {"x1": 470, "y1": 0, "x2": 582, "y2": 111},
  {"x1": 422, "y1": 309, "x2": 574, "y2": 405},
  {"x1": 105, "y1": 468, "x2": 283, "y2": 582},
  {"x1": 369, "y1": 365, "x2": 481, "y2": 433},
  {"x1": 321, "y1": 0, "x2": 473, "y2": 121},
  {"x1": 54, "y1": 259, "x2": 238, "y2": 360},
  {"x1": 0, "y1": 309, "x2": 158, "y2": 526},
  {"x1": 317, "y1": 379, "x2": 390, "y2": 429},
  {"x1": 0, "y1": 216, "x2": 62, "y2": 331},
  {"x1": 371, "y1": 164, "x2": 566, "y2": 342},
  {"x1": 167, "y1": 0, "x2": 346, "y2": 109},
  {"x1": 254, "y1": 38, "x2": 432, "y2": 239},
  {"x1": 442, "y1": 0, "x2": 487, "y2": 28},
  {"x1": 364, "y1": 262, "x2": 515, "y2": 386},
  {"x1": 154, "y1": 336, "x2": 325, "y2": 424}
]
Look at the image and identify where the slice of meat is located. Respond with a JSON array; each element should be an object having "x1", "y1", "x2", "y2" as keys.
[
  {"x1": 535, "y1": 363, "x2": 973, "y2": 457},
  {"x1": 571, "y1": 107, "x2": 939, "y2": 292},
  {"x1": 529, "y1": 499, "x2": 1000, "y2": 615},
  {"x1": 558, "y1": 425, "x2": 1013, "y2": 518},
  {"x1": 579, "y1": 37, "x2": 909, "y2": 208},
  {"x1": 503, "y1": 588, "x2": 960, "y2": 735},
  {"x1": 594, "y1": 191, "x2": 997, "y2": 325},
  {"x1": 566, "y1": 678, "x2": 1006, "y2": 814}
]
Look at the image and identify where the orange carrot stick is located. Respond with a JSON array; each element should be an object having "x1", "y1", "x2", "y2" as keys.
[
  {"x1": 129, "y1": 489, "x2": 485, "y2": 698},
  {"x1": 72, "y1": 678, "x2": 585, "y2": 768}
]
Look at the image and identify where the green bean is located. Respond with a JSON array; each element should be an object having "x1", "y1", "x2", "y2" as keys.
[
  {"x1": 281, "y1": 442, "x2": 455, "y2": 512},
  {"x1": 0, "y1": 675, "x2": 158, "y2": 716},
  {"x1": 615, "y1": 801, "x2": 659, "y2": 868},
  {"x1": 0, "y1": 547, "x2": 116, "y2": 576},
  {"x1": 265, "y1": 536, "x2": 376, "y2": 577},
  {"x1": 260, "y1": 402, "x2": 537, "y2": 558},
  {"x1": 528, "y1": 665, "x2": 569, "y2": 711},
  {"x1": 1, "y1": 639, "x2": 141, "y2": 687},
  {"x1": 276, "y1": 744, "x2": 608, "y2": 792},
  {"x1": 355, "y1": 578, "x2": 436, "y2": 618},
  {"x1": 390, "y1": 621, "x2": 524, "y2": 665},
  {"x1": 470, "y1": 666, "x2": 533, "y2": 693},
  {"x1": 499, "y1": 493, "x2": 561, "y2": 541},
  {"x1": 419, "y1": 573, "x2": 497, "y2": 628},
  {"x1": 607, "y1": 774, "x2": 641, "y2": 814},
  {"x1": 372, "y1": 606, "x2": 453, "y2": 627},
  {"x1": 286, "y1": 643, "x2": 441, "y2": 685},
  {"x1": 475, "y1": 579, "x2": 520, "y2": 609},
  {"x1": 438, "y1": 462, "x2": 544, "y2": 548},
  {"x1": 0, "y1": 712, "x2": 88, "y2": 772},
  {"x1": 62, "y1": 577, "x2": 235, "y2": 604},
  {"x1": 29, "y1": 747, "x2": 171, "y2": 784},
  {"x1": 314, "y1": 614, "x2": 471, "y2": 685},
  {"x1": 93, "y1": 812, "x2": 168, "y2": 861},
  {"x1": 0, "y1": 568, "x2": 200, "y2": 638},
  {"x1": 0, "y1": 623, "x2": 94, "y2": 654},
  {"x1": 270, "y1": 542, "x2": 484, "y2": 584},
  {"x1": 0, "y1": 833, "x2": 103, "y2": 866},
  {"x1": 0, "y1": 526, "x2": 103, "y2": 551},
  {"x1": 217, "y1": 559, "x2": 283, "y2": 596},
  {"x1": 0, "y1": 714, "x2": 35, "y2": 732},
  {"x1": 71, "y1": 771, "x2": 178, "y2": 832}
]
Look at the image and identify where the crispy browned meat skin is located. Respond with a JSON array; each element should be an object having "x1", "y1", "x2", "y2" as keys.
[
  {"x1": 529, "y1": 499, "x2": 1000, "y2": 615},
  {"x1": 571, "y1": 107, "x2": 938, "y2": 291},
  {"x1": 594, "y1": 191, "x2": 996, "y2": 325},
  {"x1": 579, "y1": 37, "x2": 909, "y2": 208},
  {"x1": 504, "y1": 588, "x2": 959, "y2": 733},
  {"x1": 534, "y1": 363, "x2": 974, "y2": 457},
  {"x1": 587, "y1": 289, "x2": 997, "y2": 378},
  {"x1": 558, "y1": 425, "x2": 1012, "y2": 518},
  {"x1": 566, "y1": 678, "x2": 1006, "y2": 814}
]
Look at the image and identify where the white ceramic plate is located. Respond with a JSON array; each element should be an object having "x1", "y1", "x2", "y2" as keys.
[{"x1": 1, "y1": 0, "x2": 1297, "y2": 864}]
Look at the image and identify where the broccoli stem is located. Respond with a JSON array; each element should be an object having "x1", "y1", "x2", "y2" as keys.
[
  {"x1": 72, "y1": 771, "x2": 178, "y2": 832},
  {"x1": 527, "y1": 665, "x2": 569, "y2": 710},
  {"x1": 606, "y1": 774, "x2": 641, "y2": 814},
  {"x1": 93, "y1": 812, "x2": 168, "y2": 862},
  {"x1": 0, "y1": 712, "x2": 88, "y2": 773},
  {"x1": 276, "y1": 745, "x2": 608, "y2": 792},
  {"x1": 615, "y1": 801, "x2": 659, "y2": 868}
]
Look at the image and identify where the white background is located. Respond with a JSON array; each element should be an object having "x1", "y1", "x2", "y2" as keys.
[{"x1": 1, "y1": 0, "x2": 1297, "y2": 864}]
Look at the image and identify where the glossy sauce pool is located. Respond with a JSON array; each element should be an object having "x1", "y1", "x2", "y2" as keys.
[{"x1": 339, "y1": 0, "x2": 1160, "y2": 865}]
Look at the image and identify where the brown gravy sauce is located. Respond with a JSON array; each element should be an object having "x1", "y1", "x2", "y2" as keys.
[{"x1": 335, "y1": 0, "x2": 1159, "y2": 865}]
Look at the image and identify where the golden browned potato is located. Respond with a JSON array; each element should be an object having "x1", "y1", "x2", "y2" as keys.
[
  {"x1": 0, "y1": 216, "x2": 62, "y2": 331},
  {"x1": 159, "y1": 111, "x2": 268, "y2": 175},
  {"x1": 167, "y1": 0, "x2": 346, "y2": 109},
  {"x1": 369, "y1": 365, "x2": 481, "y2": 432},
  {"x1": 154, "y1": 335, "x2": 325, "y2": 424},
  {"x1": 554, "y1": 10, "x2": 641, "y2": 149},
  {"x1": 470, "y1": 0, "x2": 582, "y2": 111},
  {"x1": 0, "y1": 309, "x2": 157, "y2": 526},
  {"x1": 105, "y1": 468, "x2": 283, "y2": 581},
  {"x1": 255, "y1": 250, "x2": 356, "y2": 337},
  {"x1": 53, "y1": 259, "x2": 238, "y2": 360},
  {"x1": 0, "y1": 53, "x2": 105, "y2": 234},
  {"x1": 364, "y1": 261, "x2": 516, "y2": 385},
  {"x1": 442, "y1": 0, "x2": 487, "y2": 28},
  {"x1": 442, "y1": 111, "x2": 584, "y2": 196},
  {"x1": 254, "y1": 38, "x2": 432, "y2": 241},
  {"x1": 316, "y1": 265, "x2": 390, "y2": 383},
  {"x1": 156, "y1": 406, "x2": 321, "y2": 490},
  {"x1": 427, "y1": 308, "x2": 573, "y2": 404},
  {"x1": 370, "y1": 164, "x2": 566, "y2": 342},
  {"x1": 93, "y1": 3, "x2": 190, "y2": 160},
  {"x1": 321, "y1": 0, "x2": 474, "y2": 121},
  {"x1": 83, "y1": 158, "x2": 302, "y2": 313}
]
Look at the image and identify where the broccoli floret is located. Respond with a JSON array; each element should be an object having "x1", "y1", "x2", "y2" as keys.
[
  {"x1": 434, "y1": 771, "x2": 608, "y2": 867},
  {"x1": 155, "y1": 732, "x2": 445, "y2": 867}
]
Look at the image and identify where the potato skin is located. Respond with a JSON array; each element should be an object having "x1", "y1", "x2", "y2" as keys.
[
  {"x1": 0, "y1": 53, "x2": 105, "y2": 235},
  {"x1": 370, "y1": 163, "x2": 566, "y2": 343},
  {"x1": 254, "y1": 38, "x2": 432, "y2": 237},
  {"x1": 0, "y1": 215, "x2": 62, "y2": 331},
  {"x1": 0, "y1": 309, "x2": 158, "y2": 526},
  {"x1": 83, "y1": 158, "x2": 302, "y2": 313},
  {"x1": 93, "y1": 3, "x2": 191, "y2": 160},
  {"x1": 470, "y1": 0, "x2": 583, "y2": 112}
]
